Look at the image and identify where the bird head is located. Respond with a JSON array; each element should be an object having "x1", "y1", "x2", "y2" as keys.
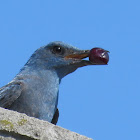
[{"x1": 26, "y1": 41, "x2": 108, "y2": 79}]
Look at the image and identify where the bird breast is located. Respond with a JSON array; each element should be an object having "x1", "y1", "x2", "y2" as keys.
[{"x1": 9, "y1": 69, "x2": 60, "y2": 122}]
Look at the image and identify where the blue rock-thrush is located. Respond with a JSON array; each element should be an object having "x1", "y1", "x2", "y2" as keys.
[{"x1": 0, "y1": 41, "x2": 109, "y2": 124}]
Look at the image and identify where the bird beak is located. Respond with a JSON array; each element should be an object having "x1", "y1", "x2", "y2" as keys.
[
  {"x1": 64, "y1": 50, "x2": 99, "y2": 66},
  {"x1": 64, "y1": 49, "x2": 109, "y2": 66},
  {"x1": 65, "y1": 50, "x2": 90, "y2": 60}
]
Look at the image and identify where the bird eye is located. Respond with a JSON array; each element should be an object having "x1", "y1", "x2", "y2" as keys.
[{"x1": 52, "y1": 46, "x2": 64, "y2": 55}]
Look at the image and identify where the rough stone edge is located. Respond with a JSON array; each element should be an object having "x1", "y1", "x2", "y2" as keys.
[{"x1": 0, "y1": 107, "x2": 92, "y2": 140}]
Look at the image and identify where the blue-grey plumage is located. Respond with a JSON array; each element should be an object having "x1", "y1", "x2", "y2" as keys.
[{"x1": 0, "y1": 41, "x2": 106, "y2": 124}]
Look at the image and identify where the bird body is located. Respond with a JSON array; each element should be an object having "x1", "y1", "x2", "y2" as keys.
[
  {"x1": 0, "y1": 41, "x2": 109, "y2": 124},
  {"x1": 8, "y1": 69, "x2": 59, "y2": 122}
]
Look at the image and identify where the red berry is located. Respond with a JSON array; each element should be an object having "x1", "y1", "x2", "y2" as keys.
[{"x1": 89, "y1": 48, "x2": 109, "y2": 64}]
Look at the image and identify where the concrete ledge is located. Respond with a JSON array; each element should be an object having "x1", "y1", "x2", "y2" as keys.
[{"x1": 0, "y1": 107, "x2": 92, "y2": 140}]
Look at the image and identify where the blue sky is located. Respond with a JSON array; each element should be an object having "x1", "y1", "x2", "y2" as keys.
[{"x1": 0, "y1": 0, "x2": 140, "y2": 139}]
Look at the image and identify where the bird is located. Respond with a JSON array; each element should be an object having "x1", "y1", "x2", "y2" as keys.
[{"x1": 0, "y1": 41, "x2": 108, "y2": 125}]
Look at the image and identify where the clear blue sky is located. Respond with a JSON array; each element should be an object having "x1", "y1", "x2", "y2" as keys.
[{"x1": 0, "y1": 0, "x2": 140, "y2": 139}]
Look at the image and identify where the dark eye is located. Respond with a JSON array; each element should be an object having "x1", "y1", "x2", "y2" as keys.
[{"x1": 52, "y1": 46, "x2": 64, "y2": 55}]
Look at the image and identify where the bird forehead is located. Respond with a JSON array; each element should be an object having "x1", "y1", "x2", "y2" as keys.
[{"x1": 46, "y1": 41, "x2": 79, "y2": 50}]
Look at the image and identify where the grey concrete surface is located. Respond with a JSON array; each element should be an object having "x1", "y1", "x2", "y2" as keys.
[{"x1": 0, "y1": 107, "x2": 92, "y2": 140}]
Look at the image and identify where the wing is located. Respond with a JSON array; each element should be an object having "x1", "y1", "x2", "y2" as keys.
[{"x1": 0, "y1": 81, "x2": 23, "y2": 108}]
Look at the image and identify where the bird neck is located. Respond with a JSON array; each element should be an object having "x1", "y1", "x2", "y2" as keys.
[
  {"x1": 17, "y1": 65, "x2": 61, "y2": 84},
  {"x1": 14, "y1": 66, "x2": 60, "y2": 122}
]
